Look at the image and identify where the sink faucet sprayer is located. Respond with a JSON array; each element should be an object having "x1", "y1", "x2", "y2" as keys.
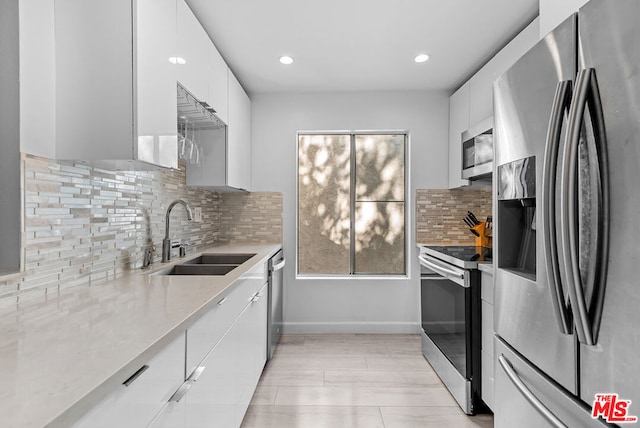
[{"x1": 162, "y1": 199, "x2": 193, "y2": 262}]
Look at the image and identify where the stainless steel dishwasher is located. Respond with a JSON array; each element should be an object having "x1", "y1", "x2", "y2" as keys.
[{"x1": 267, "y1": 249, "x2": 285, "y2": 359}]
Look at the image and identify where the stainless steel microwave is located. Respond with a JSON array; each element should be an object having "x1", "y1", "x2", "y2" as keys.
[{"x1": 461, "y1": 117, "x2": 493, "y2": 180}]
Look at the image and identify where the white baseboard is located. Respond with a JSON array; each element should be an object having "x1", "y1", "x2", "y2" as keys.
[{"x1": 282, "y1": 321, "x2": 421, "y2": 335}]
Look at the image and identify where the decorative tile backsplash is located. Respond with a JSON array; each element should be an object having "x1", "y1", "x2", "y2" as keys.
[
  {"x1": 219, "y1": 192, "x2": 282, "y2": 244},
  {"x1": 0, "y1": 154, "x2": 282, "y2": 305},
  {"x1": 415, "y1": 187, "x2": 492, "y2": 245}
]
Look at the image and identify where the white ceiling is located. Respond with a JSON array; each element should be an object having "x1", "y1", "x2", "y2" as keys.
[{"x1": 186, "y1": 0, "x2": 539, "y2": 95}]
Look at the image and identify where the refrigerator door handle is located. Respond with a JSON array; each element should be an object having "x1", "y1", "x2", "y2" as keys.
[
  {"x1": 561, "y1": 68, "x2": 610, "y2": 346},
  {"x1": 498, "y1": 355, "x2": 567, "y2": 428},
  {"x1": 543, "y1": 80, "x2": 573, "y2": 335}
]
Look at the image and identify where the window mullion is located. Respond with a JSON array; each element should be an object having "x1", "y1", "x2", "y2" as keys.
[{"x1": 349, "y1": 133, "x2": 356, "y2": 275}]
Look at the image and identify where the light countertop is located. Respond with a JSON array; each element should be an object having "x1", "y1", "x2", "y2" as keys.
[
  {"x1": 0, "y1": 242, "x2": 281, "y2": 428},
  {"x1": 478, "y1": 262, "x2": 494, "y2": 274}
]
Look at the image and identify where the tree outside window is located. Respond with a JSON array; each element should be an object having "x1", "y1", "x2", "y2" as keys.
[{"x1": 297, "y1": 132, "x2": 406, "y2": 276}]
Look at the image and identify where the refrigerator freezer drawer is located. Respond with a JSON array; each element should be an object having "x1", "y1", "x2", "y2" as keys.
[{"x1": 494, "y1": 336, "x2": 609, "y2": 428}]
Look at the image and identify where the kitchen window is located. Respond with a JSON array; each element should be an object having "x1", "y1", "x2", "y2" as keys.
[{"x1": 297, "y1": 132, "x2": 406, "y2": 276}]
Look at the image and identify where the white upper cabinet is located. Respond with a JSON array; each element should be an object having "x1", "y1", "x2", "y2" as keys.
[
  {"x1": 54, "y1": 0, "x2": 178, "y2": 169},
  {"x1": 177, "y1": 0, "x2": 228, "y2": 124},
  {"x1": 187, "y1": 70, "x2": 252, "y2": 191},
  {"x1": 208, "y1": 44, "x2": 230, "y2": 124},
  {"x1": 19, "y1": 0, "x2": 56, "y2": 159},
  {"x1": 177, "y1": 0, "x2": 251, "y2": 191},
  {"x1": 468, "y1": 18, "x2": 540, "y2": 126},
  {"x1": 539, "y1": 0, "x2": 588, "y2": 38},
  {"x1": 177, "y1": 0, "x2": 210, "y2": 103},
  {"x1": 137, "y1": 0, "x2": 179, "y2": 169},
  {"x1": 447, "y1": 17, "x2": 539, "y2": 188},
  {"x1": 227, "y1": 71, "x2": 252, "y2": 191},
  {"x1": 448, "y1": 82, "x2": 471, "y2": 189}
]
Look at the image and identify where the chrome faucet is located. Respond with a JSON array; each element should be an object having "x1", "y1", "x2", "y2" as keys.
[{"x1": 162, "y1": 199, "x2": 193, "y2": 262}]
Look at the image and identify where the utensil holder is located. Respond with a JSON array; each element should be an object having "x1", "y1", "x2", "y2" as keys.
[{"x1": 472, "y1": 222, "x2": 492, "y2": 248}]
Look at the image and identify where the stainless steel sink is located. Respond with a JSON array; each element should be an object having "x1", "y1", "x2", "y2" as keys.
[
  {"x1": 152, "y1": 253, "x2": 256, "y2": 276},
  {"x1": 154, "y1": 264, "x2": 237, "y2": 276},
  {"x1": 182, "y1": 253, "x2": 256, "y2": 265}
]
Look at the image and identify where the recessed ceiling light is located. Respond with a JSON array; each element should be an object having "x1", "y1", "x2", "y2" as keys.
[
  {"x1": 169, "y1": 56, "x2": 186, "y2": 65},
  {"x1": 414, "y1": 54, "x2": 430, "y2": 63},
  {"x1": 279, "y1": 56, "x2": 294, "y2": 65}
]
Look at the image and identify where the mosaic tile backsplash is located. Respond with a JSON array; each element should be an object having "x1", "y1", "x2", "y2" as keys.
[
  {"x1": 415, "y1": 187, "x2": 492, "y2": 245},
  {"x1": 0, "y1": 154, "x2": 282, "y2": 305},
  {"x1": 219, "y1": 192, "x2": 283, "y2": 244}
]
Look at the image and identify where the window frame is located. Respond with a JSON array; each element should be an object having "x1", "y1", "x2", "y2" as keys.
[{"x1": 295, "y1": 130, "x2": 410, "y2": 279}]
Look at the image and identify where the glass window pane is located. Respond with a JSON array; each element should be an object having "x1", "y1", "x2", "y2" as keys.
[
  {"x1": 355, "y1": 135, "x2": 405, "y2": 202},
  {"x1": 354, "y1": 202, "x2": 405, "y2": 274},
  {"x1": 298, "y1": 134, "x2": 351, "y2": 275}
]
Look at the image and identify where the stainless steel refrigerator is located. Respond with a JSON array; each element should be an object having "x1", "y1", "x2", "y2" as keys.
[{"x1": 493, "y1": 0, "x2": 640, "y2": 426}]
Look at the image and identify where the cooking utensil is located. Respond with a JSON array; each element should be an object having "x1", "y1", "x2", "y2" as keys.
[
  {"x1": 470, "y1": 228, "x2": 480, "y2": 237},
  {"x1": 463, "y1": 218, "x2": 475, "y2": 228},
  {"x1": 468, "y1": 211, "x2": 480, "y2": 225}
]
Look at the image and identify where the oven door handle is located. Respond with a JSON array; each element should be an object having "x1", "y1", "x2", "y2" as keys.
[{"x1": 418, "y1": 255, "x2": 468, "y2": 287}]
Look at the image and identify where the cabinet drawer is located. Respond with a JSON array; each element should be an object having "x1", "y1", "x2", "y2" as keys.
[
  {"x1": 481, "y1": 270, "x2": 494, "y2": 304},
  {"x1": 186, "y1": 268, "x2": 265, "y2": 376},
  {"x1": 72, "y1": 334, "x2": 185, "y2": 428},
  {"x1": 151, "y1": 319, "x2": 238, "y2": 428}
]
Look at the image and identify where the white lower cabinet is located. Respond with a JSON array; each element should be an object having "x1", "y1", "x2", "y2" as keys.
[
  {"x1": 150, "y1": 281, "x2": 268, "y2": 428},
  {"x1": 73, "y1": 255, "x2": 273, "y2": 428},
  {"x1": 235, "y1": 283, "x2": 268, "y2": 423},
  {"x1": 185, "y1": 275, "x2": 260, "y2": 377},
  {"x1": 151, "y1": 326, "x2": 237, "y2": 428},
  {"x1": 480, "y1": 268, "x2": 495, "y2": 410},
  {"x1": 72, "y1": 334, "x2": 185, "y2": 428}
]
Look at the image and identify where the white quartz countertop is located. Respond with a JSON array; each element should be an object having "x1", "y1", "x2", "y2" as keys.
[
  {"x1": 478, "y1": 262, "x2": 494, "y2": 274},
  {"x1": 0, "y1": 243, "x2": 281, "y2": 428}
]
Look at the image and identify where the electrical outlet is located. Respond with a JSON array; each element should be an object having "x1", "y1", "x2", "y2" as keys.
[{"x1": 193, "y1": 207, "x2": 202, "y2": 222}]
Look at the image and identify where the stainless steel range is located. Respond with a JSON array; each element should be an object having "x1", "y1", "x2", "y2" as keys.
[{"x1": 418, "y1": 245, "x2": 491, "y2": 415}]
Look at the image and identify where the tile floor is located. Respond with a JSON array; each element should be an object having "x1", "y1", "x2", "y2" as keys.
[{"x1": 241, "y1": 334, "x2": 494, "y2": 428}]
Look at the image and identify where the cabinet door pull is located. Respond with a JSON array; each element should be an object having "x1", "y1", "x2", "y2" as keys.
[
  {"x1": 217, "y1": 297, "x2": 228, "y2": 305},
  {"x1": 187, "y1": 366, "x2": 206, "y2": 382},
  {"x1": 168, "y1": 382, "x2": 192, "y2": 403},
  {"x1": 122, "y1": 365, "x2": 150, "y2": 387}
]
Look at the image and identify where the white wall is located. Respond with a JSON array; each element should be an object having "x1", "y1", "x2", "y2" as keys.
[
  {"x1": 251, "y1": 91, "x2": 450, "y2": 333},
  {"x1": 19, "y1": 0, "x2": 56, "y2": 157},
  {"x1": 539, "y1": 0, "x2": 588, "y2": 38}
]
